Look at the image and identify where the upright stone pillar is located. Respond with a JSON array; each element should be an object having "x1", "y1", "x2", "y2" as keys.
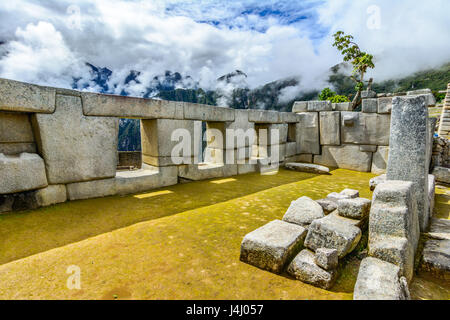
[{"x1": 386, "y1": 96, "x2": 430, "y2": 231}]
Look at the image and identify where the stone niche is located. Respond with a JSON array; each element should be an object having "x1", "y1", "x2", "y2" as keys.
[
  {"x1": 0, "y1": 111, "x2": 37, "y2": 155},
  {"x1": 340, "y1": 112, "x2": 390, "y2": 146},
  {"x1": 32, "y1": 94, "x2": 119, "y2": 184}
]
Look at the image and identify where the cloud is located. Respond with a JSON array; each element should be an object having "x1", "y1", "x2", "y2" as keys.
[{"x1": 0, "y1": 0, "x2": 448, "y2": 94}]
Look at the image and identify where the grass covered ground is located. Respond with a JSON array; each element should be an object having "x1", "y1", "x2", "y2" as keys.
[{"x1": 0, "y1": 168, "x2": 448, "y2": 300}]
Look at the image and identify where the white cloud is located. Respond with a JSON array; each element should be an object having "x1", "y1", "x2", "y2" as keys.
[{"x1": 0, "y1": 0, "x2": 448, "y2": 94}]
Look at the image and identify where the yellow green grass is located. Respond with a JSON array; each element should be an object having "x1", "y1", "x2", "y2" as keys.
[{"x1": 0, "y1": 168, "x2": 448, "y2": 299}]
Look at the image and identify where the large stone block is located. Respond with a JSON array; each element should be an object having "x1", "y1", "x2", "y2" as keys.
[
  {"x1": 420, "y1": 239, "x2": 450, "y2": 279},
  {"x1": 313, "y1": 145, "x2": 372, "y2": 172},
  {"x1": 248, "y1": 110, "x2": 280, "y2": 123},
  {"x1": 362, "y1": 98, "x2": 377, "y2": 113},
  {"x1": 296, "y1": 112, "x2": 320, "y2": 155},
  {"x1": 280, "y1": 112, "x2": 299, "y2": 123},
  {"x1": 225, "y1": 110, "x2": 255, "y2": 148},
  {"x1": 184, "y1": 103, "x2": 235, "y2": 122},
  {"x1": 304, "y1": 213, "x2": 362, "y2": 258},
  {"x1": 292, "y1": 101, "x2": 308, "y2": 113},
  {"x1": 387, "y1": 96, "x2": 429, "y2": 231},
  {"x1": 178, "y1": 163, "x2": 237, "y2": 181},
  {"x1": 33, "y1": 94, "x2": 119, "y2": 184},
  {"x1": 432, "y1": 166, "x2": 450, "y2": 184},
  {"x1": 284, "y1": 162, "x2": 330, "y2": 175},
  {"x1": 337, "y1": 198, "x2": 371, "y2": 220},
  {"x1": 354, "y1": 257, "x2": 408, "y2": 300},
  {"x1": 371, "y1": 146, "x2": 389, "y2": 174},
  {"x1": 406, "y1": 89, "x2": 436, "y2": 106},
  {"x1": 368, "y1": 180, "x2": 419, "y2": 281},
  {"x1": 314, "y1": 248, "x2": 338, "y2": 271},
  {"x1": 308, "y1": 101, "x2": 332, "y2": 112},
  {"x1": 240, "y1": 220, "x2": 307, "y2": 274},
  {"x1": 282, "y1": 196, "x2": 324, "y2": 227},
  {"x1": 35, "y1": 185, "x2": 67, "y2": 207},
  {"x1": 377, "y1": 97, "x2": 393, "y2": 114},
  {"x1": 285, "y1": 142, "x2": 297, "y2": 157},
  {"x1": 287, "y1": 249, "x2": 337, "y2": 289},
  {"x1": 0, "y1": 78, "x2": 56, "y2": 113},
  {"x1": 334, "y1": 102, "x2": 352, "y2": 111},
  {"x1": 341, "y1": 112, "x2": 391, "y2": 146},
  {"x1": 0, "y1": 112, "x2": 34, "y2": 143},
  {"x1": 81, "y1": 92, "x2": 183, "y2": 119},
  {"x1": 0, "y1": 153, "x2": 48, "y2": 194},
  {"x1": 319, "y1": 111, "x2": 340, "y2": 145}
]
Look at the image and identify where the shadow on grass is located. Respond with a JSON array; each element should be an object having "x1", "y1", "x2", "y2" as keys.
[{"x1": 0, "y1": 169, "x2": 323, "y2": 265}]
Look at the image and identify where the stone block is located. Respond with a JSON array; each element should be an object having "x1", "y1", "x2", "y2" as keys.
[
  {"x1": 240, "y1": 220, "x2": 307, "y2": 274},
  {"x1": 354, "y1": 257, "x2": 408, "y2": 300},
  {"x1": 287, "y1": 249, "x2": 337, "y2": 289},
  {"x1": 387, "y1": 96, "x2": 429, "y2": 231},
  {"x1": 378, "y1": 97, "x2": 393, "y2": 114},
  {"x1": 371, "y1": 146, "x2": 389, "y2": 174},
  {"x1": 0, "y1": 78, "x2": 56, "y2": 113},
  {"x1": 0, "y1": 143, "x2": 36, "y2": 155},
  {"x1": 406, "y1": 89, "x2": 436, "y2": 106},
  {"x1": 225, "y1": 110, "x2": 255, "y2": 148},
  {"x1": 362, "y1": 98, "x2": 378, "y2": 113},
  {"x1": 308, "y1": 101, "x2": 332, "y2": 112},
  {"x1": 248, "y1": 110, "x2": 280, "y2": 123},
  {"x1": 296, "y1": 112, "x2": 320, "y2": 155},
  {"x1": 340, "y1": 188, "x2": 359, "y2": 198},
  {"x1": 284, "y1": 162, "x2": 330, "y2": 175},
  {"x1": 313, "y1": 145, "x2": 373, "y2": 172},
  {"x1": 341, "y1": 112, "x2": 391, "y2": 146},
  {"x1": 0, "y1": 153, "x2": 48, "y2": 194},
  {"x1": 81, "y1": 92, "x2": 183, "y2": 119},
  {"x1": 280, "y1": 112, "x2": 299, "y2": 123},
  {"x1": 184, "y1": 103, "x2": 235, "y2": 122},
  {"x1": 33, "y1": 94, "x2": 119, "y2": 184},
  {"x1": 315, "y1": 199, "x2": 337, "y2": 215},
  {"x1": 368, "y1": 180, "x2": 419, "y2": 281},
  {"x1": 282, "y1": 196, "x2": 324, "y2": 227},
  {"x1": 369, "y1": 174, "x2": 386, "y2": 191},
  {"x1": 237, "y1": 164, "x2": 257, "y2": 175},
  {"x1": 35, "y1": 185, "x2": 67, "y2": 207},
  {"x1": 292, "y1": 101, "x2": 308, "y2": 113},
  {"x1": 319, "y1": 111, "x2": 340, "y2": 145},
  {"x1": 334, "y1": 102, "x2": 352, "y2": 111},
  {"x1": 338, "y1": 198, "x2": 371, "y2": 220},
  {"x1": 361, "y1": 90, "x2": 377, "y2": 99},
  {"x1": 420, "y1": 239, "x2": 450, "y2": 279},
  {"x1": 285, "y1": 142, "x2": 297, "y2": 157},
  {"x1": 304, "y1": 213, "x2": 362, "y2": 258},
  {"x1": 432, "y1": 166, "x2": 450, "y2": 184},
  {"x1": 178, "y1": 163, "x2": 237, "y2": 181},
  {"x1": 0, "y1": 112, "x2": 34, "y2": 143},
  {"x1": 284, "y1": 154, "x2": 313, "y2": 163},
  {"x1": 359, "y1": 145, "x2": 377, "y2": 152},
  {"x1": 427, "y1": 218, "x2": 450, "y2": 241},
  {"x1": 314, "y1": 248, "x2": 338, "y2": 271}
]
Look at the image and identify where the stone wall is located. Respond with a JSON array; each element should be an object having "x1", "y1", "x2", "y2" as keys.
[{"x1": 0, "y1": 78, "x2": 435, "y2": 213}]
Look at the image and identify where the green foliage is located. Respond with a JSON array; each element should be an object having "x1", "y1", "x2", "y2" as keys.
[
  {"x1": 318, "y1": 87, "x2": 336, "y2": 101},
  {"x1": 329, "y1": 95, "x2": 350, "y2": 103},
  {"x1": 433, "y1": 91, "x2": 446, "y2": 103}
]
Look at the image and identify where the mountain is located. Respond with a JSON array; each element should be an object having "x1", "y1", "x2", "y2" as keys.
[{"x1": 74, "y1": 62, "x2": 449, "y2": 151}]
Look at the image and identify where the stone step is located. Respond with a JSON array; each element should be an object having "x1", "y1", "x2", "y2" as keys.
[{"x1": 426, "y1": 218, "x2": 450, "y2": 240}]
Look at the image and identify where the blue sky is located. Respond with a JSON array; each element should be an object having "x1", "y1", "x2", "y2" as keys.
[{"x1": 0, "y1": 0, "x2": 449, "y2": 98}]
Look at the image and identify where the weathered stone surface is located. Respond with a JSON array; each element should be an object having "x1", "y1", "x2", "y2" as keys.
[
  {"x1": 33, "y1": 94, "x2": 119, "y2": 184},
  {"x1": 340, "y1": 189, "x2": 359, "y2": 198},
  {"x1": 248, "y1": 109, "x2": 280, "y2": 123},
  {"x1": 420, "y1": 239, "x2": 450, "y2": 279},
  {"x1": 284, "y1": 162, "x2": 330, "y2": 175},
  {"x1": 387, "y1": 96, "x2": 429, "y2": 231},
  {"x1": 316, "y1": 199, "x2": 337, "y2": 215},
  {"x1": 0, "y1": 112, "x2": 34, "y2": 143},
  {"x1": 362, "y1": 98, "x2": 377, "y2": 113},
  {"x1": 341, "y1": 112, "x2": 390, "y2": 145},
  {"x1": 282, "y1": 196, "x2": 324, "y2": 227},
  {"x1": 240, "y1": 220, "x2": 307, "y2": 274},
  {"x1": 369, "y1": 174, "x2": 386, "y2": 191},
  {"x1": 178, "y1": 163, "x2": 237, "y2": 180},
  {"x1": 35, "y1": 185, "x2": 67, "y2": 207},
  {"x1": 361, "y1": 90, "x2": 377, "y2": 99},
  {"x1": 329, "y1": 210, "x2": 367, "y2": 229},
  {"x1": 226, "y1": 110, "x2": 255, "y2": 148},
  {"x1": 308, "y1": 101, "x2": 332, "y2": 112},
  {"x1": 368, "y1": 180, "x2": 419, "y2": 281},
  {"x1": 287, "y1": 249, "x2": 337, "y2": 289},
  {"x1": 319, "y1": 111, "x2": 340, "y2": 145},
  {"x1": 0, "y1": 153, "x2": 48, "y2": 194},
  {"x1": 0, "y1": 142, "x2": 36, "y2": 155},
  {"x1": 284, "y1": 154, "x2": 313, "y2": 164},
  {"x1": 0, "y1": 78, "x2": 56, "y2": 113},
  {"x1": 184, "y1": 102, "x2": 235, "y2": 122},
  {"x1": 377, "y1": 97, "x2": 393, "y2": 114},
  {"x1": 292, "y1": 101, "x2": 308, "y2": 113},
  {"x1": 314, "y1": 248, "x2": 338, "y2": 271},
  {"x1": 296, "y1": 112, "x2": 320, "y2": 155},
  {"x1": 326, "y1": 192, "x2": 351, "y2": 201},
  {"x1": 67, "y1": 178, "x2": 116, "y2": 200},
  {"x1": 359, "y1": 145, "x2": 377, "y2": 152},
  {"x1": 432, "y1": 166, "x2": 450, "y2": 184},
  {"x1": 280, "y1": 112, "x2": 299, "y2": 123},
  {"x1": 406, "y1": 89, "x2": 436, "y2": 106},
  {"x1": 338, "y1": 198, "x2": 371, "y2": 220},
  {"x1": 314, "y1": 145, "x2": 372, "y2": 172},
  {"x1": 371, "y1": 146, "x2": 389, "y2": 174},
  {"x1": 237, "y1": 164, "x2": 257, "y2": 175},
  {"x1": 81, "y1": 92, "x2": 183, "y2": 119},
  {"x1": 304, "y1": 213, "x2": 362, "y2": 258},
  {"x1": 334, "y1": 102, "x2": 352, "y2": 111},
  {"x1": 354, "y1": 257, "x2": 408, "y2": 300},
  {"x1": 285, "y1": 142, "x2": 297, "y2": 157}
]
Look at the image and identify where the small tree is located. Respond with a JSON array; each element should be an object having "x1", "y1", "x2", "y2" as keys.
[{"x1": 332, "y1": 31, "x2": 375, "y2": 109}]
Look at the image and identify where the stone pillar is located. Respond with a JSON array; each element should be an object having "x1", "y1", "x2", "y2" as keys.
[{"x1": 386, "y1": 96, "x2": 430, "y2": 231}]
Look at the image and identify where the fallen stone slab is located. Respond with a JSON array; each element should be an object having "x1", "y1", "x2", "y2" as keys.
[
  {"x1": 369, "y1": 174, "x2": 386, "y2": 191},
  {"x1": 354, "y1": 257, "x2": 409, "y2": 300},
  {"x1": 315, "y1": 198, "x2": 337, "y2": 215},
  {"x1": 287, "y1": 249, "x2": 337, "y2": 289},
  {"x1": 284, "y1": 162, "x2": 330, "y2": 175},
  {"x1": 426, "y1": 218, "x2": 450, "y2": 240},
  {"x1": 339, "y1": 189, "x2": 359, "y2": 198},
  {"x1": 337, "y1": 198, "x2": 371, "y2": 220},
  {"x1": 240, "y1": 220, "x2": 307, "y2": 274},
  {"x1": 282, "y1": 196, "x2": 325, "y2": 227},
  {"x1": 420, "y1": 239, "x2": 450, "y2": 280},
  {"x1": 314, "y1": 248, "x2": 338, "y2": 271},
  {"x1": 304, "y1": 213, "x2": 362, "y2": 258},
  {"x1": 329, "y1": 210, "x2": 367, "y2": 230},
  {"x1": 0, "y1": 153, "x2": 48, "y2": 194},
  {"x1": 432, "y1": 166, "x2": 450, "y2": 185}
]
